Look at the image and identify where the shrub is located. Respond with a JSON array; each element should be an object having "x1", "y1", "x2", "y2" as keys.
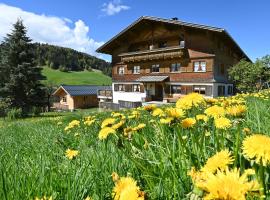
[
  {"x1": 7, "y1": 108, "x2": 23, "y2": 120},
  {"x1": 0, "y1": 100, "x2": 9, "y2": 117}
]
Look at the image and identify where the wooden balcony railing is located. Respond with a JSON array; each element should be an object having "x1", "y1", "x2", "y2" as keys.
[{"x1": 119, "y1": 46, "x2": 184, "y2": 63}]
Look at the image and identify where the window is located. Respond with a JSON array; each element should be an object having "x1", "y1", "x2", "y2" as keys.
[
  {"x1": 228, "y1": 85, "x2": 233, "y2": 95},
  {"x1": 62, "y1": 96, "x2": 67, "y2": 103},
  {"x1": 118, "y1": 84, "x2": 125, "y2": 91},
  {"x1": 151, "y1": 64, "x2": 160, "y2": 73},
  {"x1": 194, "y1": 61, "x2": 206, "y2": 72},
  {"x1": 158, "y1": 41, "x2": 167, "y2": 48},
  {"x1": 118, "y1": 66, "x2": 125, "y2": 75},
  {"x1": 218, "y1": 85, "x2": 225, "y2": 96},
  {"x1": 133, "y1": 84, "x2": 140, "y2": 92},
  {"x1": 133, "y1": 66, "x2": 140, "y2": 74},
  {"x1": 171, "y1": 85, "x2": 181, "y2": 94},
  {"x1": 170, "y1": 63, "x2": 181, "y2": 72},
  {"x1": 193, "y1": 86, "x2": 206, "y2": 95}
]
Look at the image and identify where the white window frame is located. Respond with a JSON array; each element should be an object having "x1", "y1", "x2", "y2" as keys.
[
  {"x1": 194, "y1": 61, "x2": 206, "y2": 72},
  {"x1": 133, "y1": 66, "x2": 140, "y2": 74},
  {"x1": 132, "y1": 84, "x2": 140, "y2": 92},
  {"x1": 118, "y1": 66, "x2": 125, "y2": 75}
]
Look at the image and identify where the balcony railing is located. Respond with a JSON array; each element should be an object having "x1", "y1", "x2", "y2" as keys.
[{"x1": 119, "y1": 46, "x2": 184, "y2": 63}]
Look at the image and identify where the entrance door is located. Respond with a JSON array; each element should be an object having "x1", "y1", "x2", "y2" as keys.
[{"x1": 154, "y1": 83, "x2": 163, "y2": 101}]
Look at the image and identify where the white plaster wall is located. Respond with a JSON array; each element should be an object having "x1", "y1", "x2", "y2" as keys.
[{"x1": 113, "y1": 91, "x2": 146, "y2": 103}]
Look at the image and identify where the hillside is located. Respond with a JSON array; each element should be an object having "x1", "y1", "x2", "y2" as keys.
[
  {"x1": 42, "y1": 67, "x2": 112, "y2": 86},
  {"x1": 33, "y1": 43, "x2": 112, "y2": 77}
]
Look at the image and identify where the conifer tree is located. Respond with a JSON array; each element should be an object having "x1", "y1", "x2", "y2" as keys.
[{"x1": 0, "y1": 19, "x2": 45, "y2": 114}]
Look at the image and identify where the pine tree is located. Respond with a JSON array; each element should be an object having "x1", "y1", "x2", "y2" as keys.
[{"x1": 0, "y1": 19, "x2": 45, "y2": 114}]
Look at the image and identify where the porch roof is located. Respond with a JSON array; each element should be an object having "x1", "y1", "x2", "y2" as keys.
[{"x1": 136, "y1": 75, "x2": 168, "y2": 82}]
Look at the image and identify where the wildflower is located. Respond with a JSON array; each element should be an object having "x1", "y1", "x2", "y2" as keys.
[
  {"x1": 112, "y1": 176, "x2": 145, "y2": 200},
  {"x1": 34, "y1": 196, "x2": 53, "y2": 200},
  {"x1": 160, "y1": 117, "x2": 174, "y2": 124},
  {"x1": 204, "y1": 105, "x2": 225, "y2": 118},
  {"x1": 176, "y1": 93, "x2": 206, "y2": 110},
  {"x1": 65, "y1": 149, "x2": 79, "y2": 160},
  {"x1": 101, "y1": 118, "x2": 116, "y2": 128},
  {"x1": 214, "y1": 117, "x2": 232, "y2": 130},
  {"x1": 111, "y1": 120, "x2": 125, "y2": 130},
  {"x1": 182, "y1": 135, "x2": 188, "y2": 140},
  {"x1": 198, "y1": 168, "x2": 260, "y2": 200},
  {"x1": 85, "y1": 197, "x2": 92, "y2": 200},
  {"x1": 64, "y1": 120, "x2": 80, "y2": 131},
  {"x1": 99, "y1": 127, "x2": 116, "y2": 140},
  {"x1": 152, "y1": 108, "x2": 164, "y2": 117},
  {"x1": 84, "y1": 119, "x2": 95, "y2": 126},
  {"x1": 242, "y1": 127, "x2": 251, "y2": 134},
  {"x1": 166, "y1": 107, "x2": 185, "y2": 118},
  {"x1": 143, "y1": 104, "x2": 157, "y2": 111},
  {"x1": 226, "y1": 105, "x2": 246, "y2": 117},
  {"x1": 112, "y1": 172, "x2": 119, "y2": 182},
  {"x1": 124, "y1": 127, "x2": 133, "y2": 136},
  {"x1": 181, "y1": 118, "x2": 196, "y2": 129},
  {"x1": 133, "y1": 123, "x2": 146, "y2": 131},
  {"x1": 201, "y1": 150, "x2": 234, "y2": 173},
  {"x1": 242, "y1": 134, "x2": 270, "y2": 166},
  {"x1": 205, "y1": 131, "x2": 211, "y2": 137},
  {"x1": 143, "y1": 139, "x2": 149, "y2": 149},
  {"x1": 196, "y1": 114, "x2": 208, "y2": 122}
]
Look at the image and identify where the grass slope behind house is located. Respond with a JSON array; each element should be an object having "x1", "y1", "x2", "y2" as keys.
[{"x1": 42, "y1": 67, "x2": 112, "y2": 86}]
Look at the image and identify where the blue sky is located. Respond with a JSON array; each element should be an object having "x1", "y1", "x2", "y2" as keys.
[{"x1": 0, "y1": 0, "x2": 269, "y2": 61}]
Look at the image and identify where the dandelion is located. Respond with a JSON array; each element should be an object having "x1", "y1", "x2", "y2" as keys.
[
  {"x1": 204, "y1": 105, "x2": 225, "y2": 118},
  {"x1": 198, "y1": 168, "x2": 260, "y2": 200},
  {"x1": 133, "y1": 123, "x2": 146, "y2": 131},
  {"x1": 196, "y1": 114, "x2": 208, "y2": 122},
  {"x1": 111, "y1": 120, "x2": 125, "y2": 130},
  {"x1": 181, "y1": 118, "x2": 196, "y2": 129},
  {"x1": 101, "y1": 118, "x2": 116, "y2": 128},
  {"x1": 112, "y1": 176, "x2": 145, "y2": 200},
  {"x1": 143, "y1": 104, "x2": 157, "y2": 111},
  {"x1": 124, "y1": 127, "x2": 133, "y2": 136},
  {"x1": 201, "y1": 150, "x2": 234, "y2": 173},
  {"x1": 160, "y1": 117, "x2": 174, "y2": 124},
  {"x1": 152, "y1": 108, "x2": 164, "y2": 117},
  {"x1": 85, "y1": 197, "x2": 92, "y2": 200},
  {"x1": 242, "y1": 134, "x2": 270, "y2": 166},
  {"x1": 64, "y1": 120, "x2": 80, "y2": 131},
  {"x1": 166, "y1": 107, "x2": 185, "y2": 118},
  {"x1": 242, "y1": 127, "x2": 251, "y2": 134},
  {"x1": 65, "y1": 149, "x2": 79, "y2": 160},
  {"x1": 84, "y1": 119, "x2": 95, "y2": 126},
  {"x1": 99, "y1": 127, "x2": 116, "y2": 140},
  {"x1": 226, "y1": 105, "x2": 246, "y2": 117},
  {"x1": 34, "y1": 196, "x2": 53, "y2": 200},
  {"x1": 176, "y1": 93, "x2": 206, "y2": 110},
  {"x1": 214, "y1": 117, "x2": 232, "y2": 130},
  {"x1": 112, "y1": 172, "x2": 119, "y2": 182}
]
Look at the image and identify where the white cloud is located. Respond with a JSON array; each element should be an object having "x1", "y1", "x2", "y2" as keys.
[
  {"x1": 101, "y1": 0, "x2": 130, "y2": 16},
  {"x1": 0, "y1": 3, "x2": 106, "y2": 59}
]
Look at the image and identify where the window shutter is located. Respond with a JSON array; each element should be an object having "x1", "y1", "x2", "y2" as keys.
[{"x1": 206, "y1": 86, "x2": 212, "y2": 96}]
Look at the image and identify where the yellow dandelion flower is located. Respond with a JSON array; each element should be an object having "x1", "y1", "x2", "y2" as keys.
[
  {"x1": 205, "y1": 131, "x2": 211, "y2": 137},
  {"x1": 176, "y1": 93, "x2": 206, "y2": 110},
  {"x1": 204, "y1": 105, "x2": 225, "y2": 118},
  {"x1": 199, "y1": 168, "x2": 260, "y2": 200},
  {"x1": 85, "y1": 197, "x2": 92, "y2": 200},
  {"x1": 166, "y1": 107, "x2": 185, "y2": 118},
  {"x1": 160, "y1": 117, "x2": 174, "y2": 124},
  {"x1": 111, "y1": 120, "x2": 125, "y2": 130},
  {"x1": 226, "y1": 105, "x2": 246, "y2": 117},
  {"x1": 201, "y1": 150, "x2": 234, "y2": 173},
  {"x1": 84, "y1": 119, "x2": 95, "y2": 126},
  {"x1": 98, "y1": 127, "x2": 116, "y2": 140},
  {"x1": 196, "y1": 114, "x2": 208, "y2": 122},
  {"x1": 34, "y1": 196, "x2": 53, "y2": 200},
  {"x1": 152, "y1": 108, "x2": 164, "y2": 117},
  {"x1": 133, "y1": 123, "x2": 146, "y2": 131},
  {"x1": 101, "y1": 118, "x2": 116, "y2": 128},
  {"x1": 65, "y1": 149, "x2": 79, "y2": 160},
  {"x1": 181, "y1": 118, "x2": 196, "y2": 129},
  {"x1": 214, "y1": 117, "x2": 232, "y2": 130},
  {"x1": 242, "y1": 127, "x2": 251, "y2": 134},
  {"x1": 123, "y1": 127, "x2": 134, "y2": 136},
  {"x1": 242, "y1": 134, "x2": 270, "y2": 166},
  {"x1": 112, "y1": 172, "x2": 119, "y2": 182},
  {"x1": 64, "y1": 120, "x2": 80, "y2": 131},
  {"x1": 143, "y1": 104, "x2": 157, "y2": 111}
]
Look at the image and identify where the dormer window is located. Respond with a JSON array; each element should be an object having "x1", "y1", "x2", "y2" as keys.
[
  {"x1": 194, "y1": 61, "x2": 206, "y2": 72},
  {"x1": 118, "y1": 66, "x2": 125, "y2": 75}
]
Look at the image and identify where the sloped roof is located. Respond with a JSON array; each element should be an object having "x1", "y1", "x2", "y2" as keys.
[
  {"x1": 53, "y1": 85, "x2": 112, "y2": 96},
  {"x1": 136, "y1": 76, "x2": 168, "y2": 82},
  {"x1": 96, "y1": 16, "x2": 250, "y2": 61}
]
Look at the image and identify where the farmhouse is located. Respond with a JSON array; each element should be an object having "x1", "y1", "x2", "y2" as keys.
[
  {"x1": 53, "y1": 85, "x2": 111, "y2": 110},
  {"x1": 97, "y1": 16, "x2": 250, "y2": 105}
]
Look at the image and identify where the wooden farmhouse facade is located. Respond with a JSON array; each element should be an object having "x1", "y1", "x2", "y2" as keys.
[
  {"x1": 97, "y1": 16, "x2": 250, "y2": 104},
  {"x1": 53, "y1": 85, "x2": 111, "y2": 110}
]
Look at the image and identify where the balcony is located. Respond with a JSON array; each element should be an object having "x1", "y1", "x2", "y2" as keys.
[{"x1": 119, "y1": 46, "x2": 185, "y2": 63}]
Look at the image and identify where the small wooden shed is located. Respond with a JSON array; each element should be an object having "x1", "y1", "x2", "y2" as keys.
[{"x1": 52, "y1": 85, "x2": 111, "y2": 110}]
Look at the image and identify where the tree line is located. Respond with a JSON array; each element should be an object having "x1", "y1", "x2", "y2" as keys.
[{"x1": 32, "y1": 43, "x2": 112, "y2": 76}]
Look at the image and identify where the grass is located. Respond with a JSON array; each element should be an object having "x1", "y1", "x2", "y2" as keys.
[
  {"x1": 42, "y1": 67, "x2": 112, "y2": 86},
  {"x1": 0, "y1": 92, "x2": 270, "y2": 199}
]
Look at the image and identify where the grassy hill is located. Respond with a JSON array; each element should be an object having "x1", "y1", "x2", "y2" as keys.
[{"x1": 42, "y1": 67, "x2": 112, "y2": 86}]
